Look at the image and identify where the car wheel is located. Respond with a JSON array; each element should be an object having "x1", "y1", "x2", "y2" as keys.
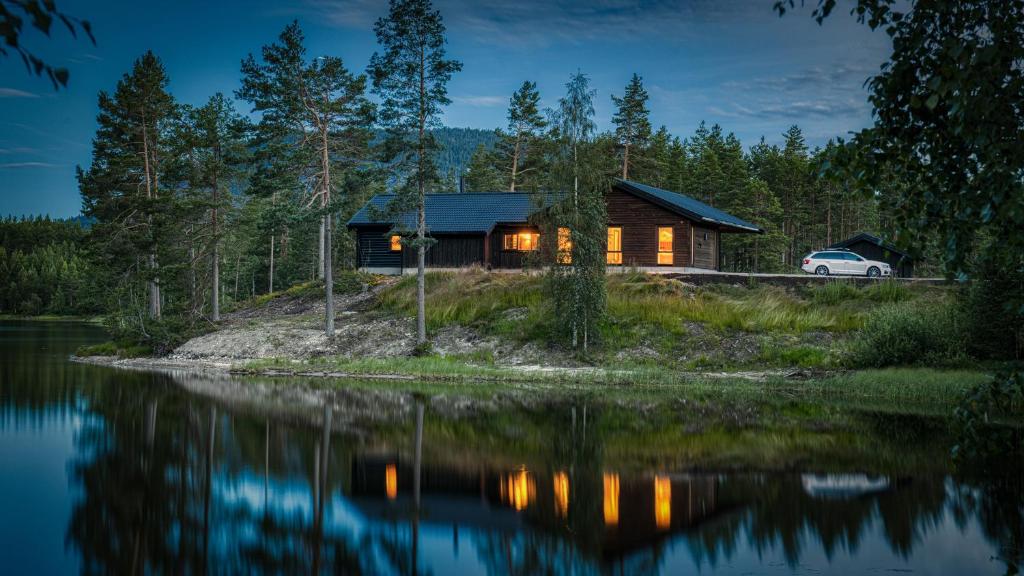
[
  {"x1": 815, "y1": 265, "x2": 829, "y2": 276},
  {"x1": 867, "y1": 266, "x2": 880, "y2": 278}
]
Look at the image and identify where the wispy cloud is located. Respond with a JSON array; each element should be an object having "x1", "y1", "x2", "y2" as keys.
[
  {"x1": 708, "y1": 65, "x2": 873, "y2": 122},
  {"x1": 0, "y1": 88, "x2": 40, "y2": 99},
  {"x1": 0, "y1": 162, "x2": 62, "y2": 169},
  {"x1": 303, "y1": 0, "x2": 773, "y2": 45},
  {"x1": 0, "y1": 147, "x2": 41, "y2": 155},
  {"x1": 452, "y1": 95, "x2": 506, "y2": 107}
]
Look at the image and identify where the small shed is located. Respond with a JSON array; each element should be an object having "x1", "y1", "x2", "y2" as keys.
[{"x1": 828, "y1": 232, "x2": 915, "y2": 277}]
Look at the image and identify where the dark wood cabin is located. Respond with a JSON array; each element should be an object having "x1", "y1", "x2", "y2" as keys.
[
  {"x1": 828, "y1": 232, "x2": 915, "y2": 277},
  {"x1": 346, "y1": 179, "x2": 762, "y2": 273}
]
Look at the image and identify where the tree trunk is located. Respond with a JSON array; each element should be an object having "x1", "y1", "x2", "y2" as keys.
[
  {"x1": 510, "y1": 129, "x2": 522, "y2": 192},
  {"x1": 622, "y1": 143, "x2": 630, "y2": 180},
  {"x1": 140, "y1": 117, "x2": 161, "y2": 320},
  {"x1": 318, "y1": 217, "x2": 325, "y2": 280},
  {"x1": 415, "y1": 44, "x2": 428, "y2": 346},
  {"x1": 268, "y1": 234, "x2": 275, "y2": 294},
  {"x1": 211, "y1": 207, "x2": 220, "y2": 322}
]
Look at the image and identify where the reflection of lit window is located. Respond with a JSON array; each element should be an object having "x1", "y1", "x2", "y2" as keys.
[
  {"x1": 390, "y1": 235, "x2": 402, "y2": 251},
  {"x1": 385, "y1": 464, "x2": 398, "y2": 500},
  {"x1": 503, "y1": 232, "x2": 540, "y2": 251},
  {"x1": 607, "y1": 227, "x2": 622, "y2": 265},
  {"x1": 554, "y1": 471, "x2": 569, "y2": 518},
  {"x1": 657, "y1": 227, "x2": 673, "y2": 265},
  {"x1": 557, "y1": 227, "x2": 572, "y2": 264},
  {"x1": 500, "y1": 468, "x2": 535, "y2": 511},
  {"x1": 603, "y1": 473, "x2": 620, "y2": 526},
  {"x1": 655, "y1": 475, "x2": 671, "y2": 530}
]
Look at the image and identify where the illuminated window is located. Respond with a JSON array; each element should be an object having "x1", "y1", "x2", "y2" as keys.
[
  {"x1": 603, "y1": 473, "x2": 620, "y2": 526},
  {"x1": 554, "y1": 471, "x2": 569, "y2": 518},
  {"x1": 557, "y1": 227, "x2": 572, "y2": 264},
  {"x1": 385, "y1": 464, "x2": 398, "y2": 500},
  {"x1": 390, "y1": 235, "x2": 402, "y2": 251},
  {"x1": 654, "y1": 475, "x2": 671, "y2": 530},
  {"x1": 607, "y1": 227, "x2": 622, "y2": 265},
  {"x1": 502, "y1": 232, "x2": 540, "y2": 251},
  {"x1": 657, "y1": 227, "x2": 673, "y2": 265}
]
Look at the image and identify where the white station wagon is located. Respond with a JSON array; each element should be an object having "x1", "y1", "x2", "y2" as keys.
[{"x1": 801, "y1": 250, "x2": 892, "y2": 277}]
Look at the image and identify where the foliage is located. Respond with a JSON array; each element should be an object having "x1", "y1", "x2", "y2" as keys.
[
  {"x1": 611, "y1": 73, "x2": 652, "y2": 179},
  {"x1": 849, "y1": 300, "x2": 964, "y2": 368},
  {"x1": 544, "y1": 71, "x2": 608, "y2": 352},
  {"x1": 0, "y1": 0, "x2": 95, "y2": 88},
  {"x1": 0, "y1": 217, "x2": 100, "y2": 315},
  {"x1": 960, "y1": 249, "x2": 1024, "y2": 361},
  {"x1": 463, "y1": 143, "x2": 504, "y2": 191},
  {"x1": 496, "y1": 80, "x2": 547, "y2": 191},
  {"x1": 953, "y1": 371, "x2": 1024, "y2": 461}
]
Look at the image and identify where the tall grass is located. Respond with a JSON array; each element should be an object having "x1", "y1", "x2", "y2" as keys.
[{"x1": 375, "y1": 270, "x2": 864, "y2": 351}]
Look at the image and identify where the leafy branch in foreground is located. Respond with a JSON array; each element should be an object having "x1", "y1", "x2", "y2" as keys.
[{"x1": 0, "y1": 0, "x2": 95, "y2": 88}]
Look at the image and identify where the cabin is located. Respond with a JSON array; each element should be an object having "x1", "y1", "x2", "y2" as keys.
[
  {"x1": 828, "y1": 232, "x2": 915, "y2": 278},
  {"x1": 347, "y1": 179, "x2": 762, "y2": 274}
]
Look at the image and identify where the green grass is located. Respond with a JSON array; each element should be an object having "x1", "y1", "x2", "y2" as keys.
[
  {"x1": 240, "y1": 353, "x2": 989, "y2": 417},
  {"x1": 376, "y1": 270, "x2": 870, "y2": 347},
  {"x1": 76, "y1": 340, "x2": 152, "y2": 358}
]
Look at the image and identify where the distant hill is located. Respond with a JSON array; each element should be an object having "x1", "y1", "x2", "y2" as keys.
[{"x1": 432, "y1": 127, "x2": 499, "y2": 179}]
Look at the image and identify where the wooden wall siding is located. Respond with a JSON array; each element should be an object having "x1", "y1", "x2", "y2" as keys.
[
  {"x1": 401, "y1": 234, "x2": 485, "y2": 268},
  {"x1": 692, "y1": 226, "x2": 717, "y2": 270},
  {"x1": 356, "y1": 227, "x2": 403, "y2": 269},
  {"x1": 490, "y1": 224, "x2": 543, "y2": 269},
  {"x1": 605, "y1": 187, "x2": 696, "y2": 268}
]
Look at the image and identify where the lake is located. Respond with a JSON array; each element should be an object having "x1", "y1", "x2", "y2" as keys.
[{"x1": 0, "y1": 320, "x2": 1020, "y2": 575}]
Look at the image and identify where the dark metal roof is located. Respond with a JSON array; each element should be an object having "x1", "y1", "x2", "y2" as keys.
[
  {"x1": 346, "y1": 192, "x2": 545, "y2": 234},
  {"x1": 615, "y1": 179, "x2": 763, "y2": 233},
  {"x1": 829, "y1": 232, "x2": 913, "y2": 259},
  {"x1": 347, "y1": 181, "x2": 763, "y2": 234}
]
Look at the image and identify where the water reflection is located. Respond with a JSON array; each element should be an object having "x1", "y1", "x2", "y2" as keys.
[{"x1": 0, "y1": 321, "x2": 1021, "y2": 575}]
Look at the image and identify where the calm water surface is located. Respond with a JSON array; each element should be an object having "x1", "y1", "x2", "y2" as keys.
[{"x1": 0, "y1": 321, "x2": 1020, "y2": 575}]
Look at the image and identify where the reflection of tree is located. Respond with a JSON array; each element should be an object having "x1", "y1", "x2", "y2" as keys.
[{"x1": 953, "y1": 472, "x2": 1024, "y2": 575}]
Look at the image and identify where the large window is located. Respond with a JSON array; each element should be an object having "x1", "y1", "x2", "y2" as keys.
[
  {"x1": 657, "y1": 227, "x2": 673, "y2": 265},
  {"x1": 390, "y1": 235, "x2": 402, "y2": 251},
  {"x1": 502, "y1": 231, "x2": 540, "y2": 251},
  {"x1": 557, "y1": 227, "x2": 572, "y2": 264},
  {"x1": 607, "y1": 227, "x2": 622, "y2": 265}
]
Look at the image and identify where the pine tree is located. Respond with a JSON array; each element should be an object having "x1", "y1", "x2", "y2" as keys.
[
  {"x1": 611, "y1": 73, "x2": 652, "y2": 180},
  {"x1": 240, "y1": 21, "x2": 374, "y2": 336},
  {"x1": 369, "y1": 0, "x2": 462, "y2": 346},
  {"x1": 78, "y1": 51, "x2": 176, "y2": 328},
  {"x1": 464, "y1": 144, "x2": 503, "y2": 191},
  {"x1": 187, "y1": 93, "x2": 251, "y2": 322},
  {"x1": 495, "y1": 80, "x2": 546, "y2": 191}
]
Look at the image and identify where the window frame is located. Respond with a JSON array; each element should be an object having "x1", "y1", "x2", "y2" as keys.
[
  {"x1": 607, "y1": 226, "x2": 623, "y2": 265},
  {"x1": 657, "y1": 226, "x2": 674, "y2": 266},
  {"x1": 502, "y1": 231, "x2": 540, "y2": 252}
]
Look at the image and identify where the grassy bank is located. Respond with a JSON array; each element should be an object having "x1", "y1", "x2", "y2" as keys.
[
  {"x1": 239, "y1": 354, "x2": 989, "y2": 418},
  {"x1": 372, "y1": 270, "x2": 951, "y2": 368}
]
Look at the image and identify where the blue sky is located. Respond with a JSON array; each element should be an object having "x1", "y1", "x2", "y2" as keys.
[{"x1": 0, "y1": 0, "x2": 890, "y2": 218}]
